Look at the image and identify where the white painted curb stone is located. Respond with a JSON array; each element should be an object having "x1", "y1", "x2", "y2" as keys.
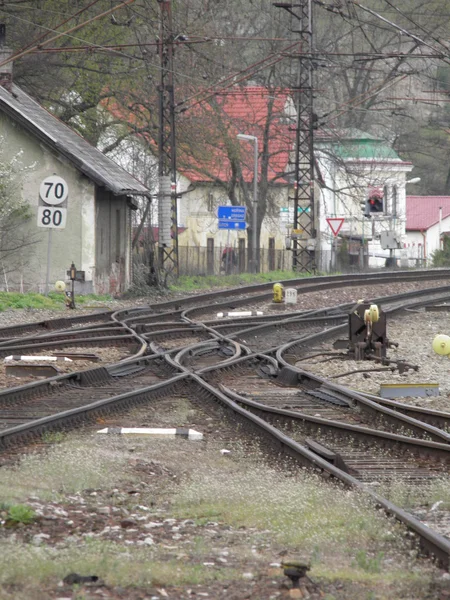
[
  {"x1": 4, "y1": 355, "x2": 72, "y2": 362},
  {"x1": 96, "y1": 427, "x2": 203, "y2": 441},
  {"x1": 216, "y1": 311, "x2": 263, "y2": 318}
]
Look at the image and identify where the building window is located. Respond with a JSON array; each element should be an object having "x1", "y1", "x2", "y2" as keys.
[
  {"x1": 207, "y1": 192, "x2": 214, "y2": 212},
  {"x1": 383, "y1": 185, "x2": 389, "y2": 214},
  {"x1": 116, "y1": 209, "x2": 121, "y2": 263},
  {"x1": 392, "y1": 185, "x2": 398, "y2": 217}
]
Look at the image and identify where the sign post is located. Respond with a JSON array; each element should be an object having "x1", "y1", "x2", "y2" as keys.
[{"x1": 38, "y1": 176, "x2": 69, "y2": 295}]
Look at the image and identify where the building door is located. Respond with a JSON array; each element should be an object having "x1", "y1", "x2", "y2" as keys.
[
  {"x1": 238, "y1": 238, "x2": 246, "y2": 273},
  {"x1": 207, "y1": 238, "x2": 214, "y2": 274},
  {"x1": 268, "y1": 237, "x2": 275, "y2": 271}
]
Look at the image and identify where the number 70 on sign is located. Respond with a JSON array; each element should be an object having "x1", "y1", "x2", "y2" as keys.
[{"x1": 37, "y1": 175, "x2": 68, "y2": 229}]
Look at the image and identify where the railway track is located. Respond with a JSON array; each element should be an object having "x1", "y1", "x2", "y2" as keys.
[{"x1": 2, "y1": 270, "x2": 450, "y2": 568}]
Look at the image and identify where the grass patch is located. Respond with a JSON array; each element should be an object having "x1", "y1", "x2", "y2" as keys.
[
  {"x1": 0, "y1": 539, "x2": 237, "y2": 593},
  {"x1": 377, "y1": 476, "x2": 450, "y2": 510},
  {"x1": 169, "y1": 270, "x2": 312, "y2": 293},
  {"x1": 0, "y1": 291, "x2": 113, "y2": 312},
  {"x1": 0, "y1": 436, "x2": 137, "y2": 502},
  {"x1": 172, "y1": 467, "x2": 395, "y2": 549},
  {"x1": 41, "y1": 431, "x2": 66, "y2": 444},
  {"x1": 0, "y1": 424, "x2": 438, "y2": 598}
]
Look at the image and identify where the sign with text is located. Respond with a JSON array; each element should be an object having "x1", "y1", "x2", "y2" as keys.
[
  {"x1": 285, "y1": 288, "x2": 298, "y2": 304},
  {"x1": 280, "y1": 206, "x2": 310, "y2": 224},
  {"x1": 218, "y1": 206, "x2": 247, "y2": 221},
  {"x1": 38, "y1": 175, "x2": 68, "y2": 229},
  {"x1": 218, "y1": 220, "x2": 246, "y2": 230}
]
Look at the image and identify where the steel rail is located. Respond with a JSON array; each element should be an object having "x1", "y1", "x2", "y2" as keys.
[
  {"x1": 358, "y1": 391, "x2": 450, "y2": 430},
  {"x1": 2, "y1": 284, "x2": 450, "y2": 565},
  {"x1": 114, "y1": 270, "x2": 450, "y2": 320},
  {"x1": 111, "y1": 271, "x2": 450, "y2": 327},
  {"x1": 219, "y1": 385, "x2": 450, "y2": 463},
  {"x1": 188, "y1": 374, "x2": 450, "y2": 568},
  {"x1": 196, "y1": 347, "x2": 450, "y2": 443},
  {"x1": 1, "y1": 360, "x2": 450, "y2": 565}
]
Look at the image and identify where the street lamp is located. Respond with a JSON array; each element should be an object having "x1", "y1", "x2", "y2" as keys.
[
  {"x1": 406, "y1": 177, "x2": 421, "y2": 185},
  {"x1": 237, "y1": 133, "x2": 258, "y2": 272}
]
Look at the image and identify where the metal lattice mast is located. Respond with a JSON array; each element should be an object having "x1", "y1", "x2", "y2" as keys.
[
  {"x1": 157, "y1": 0, "x2": 178, "y2": 278},
  {"x1": 275, "y1": 2, "x2": 316, "y2": 273}
]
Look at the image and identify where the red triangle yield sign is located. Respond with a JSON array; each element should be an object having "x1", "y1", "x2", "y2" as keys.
[{"x1": 326, "y1": 217, "x2": 345, "y2": 237}]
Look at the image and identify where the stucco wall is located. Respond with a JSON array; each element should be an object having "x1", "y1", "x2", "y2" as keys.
[
  {"x1": 95, "y1": 188, "x2": 130, "y2": 294},
  {"x1": 177, "y1": 178, "x2": 291, "y2": 250},
  {"x1": 0, "y1": 113, "x2": 97, "y2": 291}
]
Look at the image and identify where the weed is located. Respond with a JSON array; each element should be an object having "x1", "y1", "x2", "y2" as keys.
[
  {"x1": 5, "y1": 504, "x2": 36, "y2": 525},
  {"x1": 352, "y1": 550, "x2": 384, "y2": 573},
  {"x1": 41, "y1": 431, "x2": 66, "y2": 444},
  {"x1": 0, "y1": 437, "x2": 137, "y2": 502}
]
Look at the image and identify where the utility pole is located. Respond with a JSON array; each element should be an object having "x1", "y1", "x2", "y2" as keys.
[
  {"x1": 275, "y1": 2, "x2": 316, "y2": 273},
  {"x1": 157, "y1": 0, "x2": 178, "y2": 280}
]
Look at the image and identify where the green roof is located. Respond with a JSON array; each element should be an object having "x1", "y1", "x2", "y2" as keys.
[{"x1": 316, "y1": 129, "x2": 401, "y2": 161}]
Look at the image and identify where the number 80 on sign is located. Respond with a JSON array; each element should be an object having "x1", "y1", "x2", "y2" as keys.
[{"x1": 37, "y1": 206, "x2": 67, "y2": 229}]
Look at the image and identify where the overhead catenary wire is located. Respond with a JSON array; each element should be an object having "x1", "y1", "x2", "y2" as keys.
[
  {"x1": 347, "y1": 1, "x2": 450, "y2": 67},
  {"x1": 2, "y1": 0, "x2": 104, "y2": 56},
  {"x1": 0, "y1": 0, "x2": 137, "y2": 70},
  {"x1": 1, "y1": 0, "x2": 444, "y2": 163}
]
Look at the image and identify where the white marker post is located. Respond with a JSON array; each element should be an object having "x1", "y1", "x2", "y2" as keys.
[{"x1": 285, "y1": 288, "x2": 298, "y2": 304}]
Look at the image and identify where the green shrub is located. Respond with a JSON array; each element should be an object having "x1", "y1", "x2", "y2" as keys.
[{"x1": 5, "y1": 504, "x2": 36, "y2": 525}]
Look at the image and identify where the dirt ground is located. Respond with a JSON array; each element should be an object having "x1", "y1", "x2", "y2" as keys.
[{"x1": 1, "y1": 397, "x2": 450, "y2": 600}]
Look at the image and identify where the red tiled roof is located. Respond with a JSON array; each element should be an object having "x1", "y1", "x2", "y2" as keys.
[
  {"x1": 406, "y1": 196, "x2": 450, "y2": 230},
  {"x1": 104, "y1": 87, "x2": 293, "y2": 184},
  {"x1": 179, "y1": 87, "x2": 293, "y2": 183}
]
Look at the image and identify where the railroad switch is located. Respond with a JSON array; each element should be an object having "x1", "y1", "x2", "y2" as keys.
[
  {"x1": 333, "y1": 301, "x2": 419, "y2": 372},
  {"x1": 347, "y1": 301, "x2": 389, "y2": 361}
]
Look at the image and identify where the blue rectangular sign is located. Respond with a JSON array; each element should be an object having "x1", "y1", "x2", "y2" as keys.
[
  {"x1": 217, "y1": 205, "x2": 247, "y2": 221},
  {"x1": 218, "y1": 220, "x2": 247, "y2": 230}
]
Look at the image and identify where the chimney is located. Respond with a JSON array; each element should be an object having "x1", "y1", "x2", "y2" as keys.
[{"x1": 0, "y1": 25, "x2": 13, "y2": 92}]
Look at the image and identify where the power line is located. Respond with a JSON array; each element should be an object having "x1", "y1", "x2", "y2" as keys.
[{"x1": 0, "y1": 0, "x2": 137, "y2": 69}]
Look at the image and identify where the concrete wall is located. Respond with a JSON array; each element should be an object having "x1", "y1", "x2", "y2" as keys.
[
  {"x1": 0, "y1": 113, "x2": 130, "y2": 293},
  {"x1": 95, "y1": 188, "x2": 131, "y2": 294}
]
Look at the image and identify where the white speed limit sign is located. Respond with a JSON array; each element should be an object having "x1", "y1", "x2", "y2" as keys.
[
  {"x1": 39, "y1": 175, "x2": 68, "y2": 205},
  {"x1": 37, "y1": 206, "x2": 67, "y2": 229}
]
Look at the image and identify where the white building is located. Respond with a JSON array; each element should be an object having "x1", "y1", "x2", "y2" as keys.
[
  {"x1": 405, "y1": 196, "x2": 450, "y2": 266},
  {"x1": 316, "y1": 130, "x2": 413, "y2": 270}
]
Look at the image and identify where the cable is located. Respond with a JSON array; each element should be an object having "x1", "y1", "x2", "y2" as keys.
[
  {"x1": 3, "y1": 0, "x2": 104, "y2": 56},
  {"x1": 0, "y1": 0, "x2": 137, "y2": 69},
  {"x1": 348, "y1": 1, "x2": 450, "y2": 67}
]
